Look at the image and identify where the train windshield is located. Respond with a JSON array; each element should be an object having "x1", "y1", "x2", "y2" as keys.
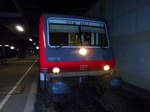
[{"x1": 49, "y1": 24, "x2": 108, "y2": 47}]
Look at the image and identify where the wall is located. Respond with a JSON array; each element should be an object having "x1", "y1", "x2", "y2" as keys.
[{"x1": 85, "y1": 0, "x2": 150, "y2": 91}]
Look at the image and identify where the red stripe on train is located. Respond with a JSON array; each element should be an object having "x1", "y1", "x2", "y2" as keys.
[{"x1": 40, "y1": 60, "x2": 115, "y2": 73}]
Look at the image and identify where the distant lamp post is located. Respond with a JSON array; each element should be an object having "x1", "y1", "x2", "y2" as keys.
[
  {"x1": 36, "y1": 46, "x2": 39, "y2": 50},
  {"x1": 16, "y1": 25, "x2": 24, "y2": 32},
  {"x1": 34, "y1": 43, "x2": 36, "y2": 45},
  {"x1": 10, "y1": 46, "x2": 15, "y2": 50},
  {"x1": 29, "y1": 38, "x2": 33, "y2": 42}
]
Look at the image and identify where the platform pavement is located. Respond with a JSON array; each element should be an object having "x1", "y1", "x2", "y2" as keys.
[{"x1": 0, "y1": 55, "x2": 38, "y2": 112}]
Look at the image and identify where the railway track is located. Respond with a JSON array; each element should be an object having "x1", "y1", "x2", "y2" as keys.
[
  {"x1": 35, "y1": 77, "x2": 108, "y2": 112},
  {"x1": 34, "y1": 76, "x2": 142, "y2": 112}
]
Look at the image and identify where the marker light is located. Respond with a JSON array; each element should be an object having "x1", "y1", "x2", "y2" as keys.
[
  {"x1": 79, "y1": 48, "x2": 88, "y2": 56},
  {"x1": 16, "y1": 25, "x2": 24, "y2": 32},
  {"x1": 103, "y1": 65, "x2": 110, "y2": 71},
  {"x1": 10, "y1": 46, "x2": 15, "y2": 50},
  {"x1": 52, "y1": 67, "x2": 60, "y2": 74}
]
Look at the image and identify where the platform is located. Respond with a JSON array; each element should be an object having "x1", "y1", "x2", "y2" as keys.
[{"x1": 0, "y1": 56, "x2": 38, "y2": 112}]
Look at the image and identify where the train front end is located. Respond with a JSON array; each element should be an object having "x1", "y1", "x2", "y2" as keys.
[{"x1": 39, "y1": 14, "x2": 115, "y2": 88}]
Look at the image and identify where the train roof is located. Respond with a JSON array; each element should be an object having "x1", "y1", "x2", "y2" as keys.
[{"x1": 41, "y1": 13, "x2": 106, "y2": 23}]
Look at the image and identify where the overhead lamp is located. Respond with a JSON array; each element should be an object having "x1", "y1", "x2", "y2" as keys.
[
  {"x1": 16, "y1": 25, "x2": 24, "y2": 32},
  {"x1": 36, "y1": 46, "x2": 39, "y2": 50},
  {"x1": 10, "y1": 46, "x2": 15, "y2": 50},
  {"x1": 4, "y1": 45, "x2": 9, "y2": 47},
  {"x1": 29, "y1": 38, "x2": 33, "y2": 42}
]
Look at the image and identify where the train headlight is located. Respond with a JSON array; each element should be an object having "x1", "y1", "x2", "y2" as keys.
[
  {"x1": 79, "y1": 48, "x2": 87, "y2": 56},
  {"x1": 103, "y1": 65, "x2": 110, "y2": 71},
  {"x1": 52, "y1": 67, "x2": 60, "y2": 74}
]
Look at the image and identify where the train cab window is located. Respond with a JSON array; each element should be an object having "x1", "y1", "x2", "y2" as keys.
[
  {"x1": 98, "y1": 33, "x2": 108, "y2": 47},
  {"x1": 49, "y1": 24, "x2": 79, "y2": 46},
  {"x1": 50, "y1": 32, "x2": 68, "y2": 46},
  {"x1": 49, "y1": 24, "x2": 109, "y2": 47},
  {"x1": 81, "y1": 26, "x2": 109, "y2": 47},
  {"x1": 69, "y1": 33, "x2": 81, "y2": 46},
  {"x1": 80, "y1": 32, "x2": 91, "y2": 45}
]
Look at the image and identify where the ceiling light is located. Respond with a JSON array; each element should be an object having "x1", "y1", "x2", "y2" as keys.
[
  {"x1": 16, "y1": 25, "x2": 24, "y2": 32},
  {"x1": 4, "y1": 45, "x2": 9, "y2": 47},
  {"x1": 10, "y1": 46, "x2": 15, "y2": 50},
  {"x1": 36, "y1": 46, "x2": 39, "y2": 50},
  {"x1": 29, "y1": 38, "x2": 33, "y2": 42}
]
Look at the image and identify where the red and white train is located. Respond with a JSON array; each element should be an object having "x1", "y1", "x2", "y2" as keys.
[{"x1": 39, "y1": 14, "x2": 115, "y2": 88}]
